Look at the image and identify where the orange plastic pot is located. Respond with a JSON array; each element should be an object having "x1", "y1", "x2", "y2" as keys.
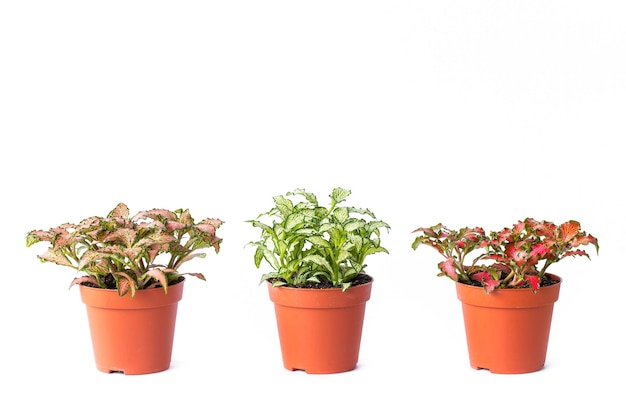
[
  {"x1": 455, "y1": 274, "x2": 561, "y2": 374},
  {"x1": 79, "y1": 280, "x2": 184, "y2": 375},
  {"x1": 267, "y1": 279, "x2": 372, "y2": 374}
]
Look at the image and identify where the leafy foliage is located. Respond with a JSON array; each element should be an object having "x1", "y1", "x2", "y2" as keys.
[
  {"x1": 247, "y1": 187, "x2": 390, "y2": 291},
  {"x1": 412, "y1": 218, "x2": 598, "y2": 293},
  {"x1": 26, "y1": 203, "x2": 223, "y2": 297}
]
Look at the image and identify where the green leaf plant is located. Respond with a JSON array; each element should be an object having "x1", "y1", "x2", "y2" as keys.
[
  {"x1": 411, "y1": 218, "x2": 598, "y2": 294},
  {"x1": 26, "y1": 203, "x2": 223, "y2": 298},
  {"x1": 247, "y1": 187, "x2": 390, "y2": 291}
]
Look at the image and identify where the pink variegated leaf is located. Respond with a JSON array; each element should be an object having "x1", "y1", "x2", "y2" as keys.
[
  {"x1": 77, "y1": 216, "x2": 101, "y2": 231},
  {"x1": 144, "y1": 269, "x2": 168, "y2": 291},
  {"x1": 77, "y1": 250, "x2": 106, "y2": 269},
  {"x1": 148, "y1": 232, "x2": 177, "y2": 245},
  {"x1": 132, "y1": 209, "x2": 177, "y2": 222},
  {"x1": 114, "y1": 272, "x2": 136, "y2": 297},
  {"x1": 51, "y1": 231, "x2": 76, "y2": 249},
  {"x1": 103, "y1": 228, "x2": 137, "y2": 247},
  {"x1": 179, "y1": 253, "x2": 207, "y2": 264},
  {"x1": 165, "y1": 221, "x2": 186, "y2": 232},
  {"x1": 181, "y1": 272, "x2": 206, "y2": 281},
  {"x1": 26, "y1": 230, "x2": 54, "y2": 245},
  {"x1": 135, "y1": 220, "x2": 166, "y2": 231},
  {"x1": 196, "y1": 221, "x2": 220, "y2": 235},
  {"x1": 108, "y1": 203, "x2": 129, "y2": 219},
  {"x1": 39, "y1": 249, "x2": 74, "y2": 267},
  {"x1": 178, "y1": 209, "x2": 193, "y2": 225},
  {"x1": 27, "y1": 202, "x2": 223, "y2": 293},
  {"x1": 201, "y1": 218, "x2": 224, "y2": 229},
  {"x1": 196, "y1": 234, "x2": 222, "y2": 253},
  {"x1": 69, "y1": 275, "x2": 99, "y2": 289},
  {"x1": 119, "y1": 246, "x2": 142, "y2": 260}
]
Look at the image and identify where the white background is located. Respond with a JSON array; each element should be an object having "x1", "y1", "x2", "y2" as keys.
[{"x1": 1, "y1": 1, "x2": 624, "y2": 416}]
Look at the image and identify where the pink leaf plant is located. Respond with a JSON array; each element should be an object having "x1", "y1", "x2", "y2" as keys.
[
  {"x1": 26, "y1": 203, "x2": 223, "y2": 297},
  {"x1": 412, "y1": 218, "x2": 598, "y2": 293}
]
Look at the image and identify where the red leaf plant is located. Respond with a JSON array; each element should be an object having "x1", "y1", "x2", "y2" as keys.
[
  {"x1": 411, "y1": 218, "x2": 598, "y2": 293},
  {"x1": 26, "y1": 203, "x2": 223, "y2": 298}
]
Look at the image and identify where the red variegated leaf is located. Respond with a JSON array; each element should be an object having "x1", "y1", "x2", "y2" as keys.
[
  {"x1": 438, "y1": 258, "x2": 458, "y2": 280},
  {"x1": 482, "y1": 276, "x2": 498, "y2": 293},
  {"x1": 560, "y1": 220, "x2": 581, "y2": 243},
  {"x1": 412, "y1": 226, "x2": 438, "y2": 238},
  {"x1": 505, "y1": 243, "x2": 528, "y2": 266},
  {"x1": 572, "y1": 234, "x2": 599, "y2": 251},
  {"x1": 530, "y1": 243, "x2": 549, "y2": 258},
  {"x1": 527, "y1": 275, "x2": 540, "y2": 291},
  {"x1": 562, "y1": 249, "x2": 591, "y2": 259}
]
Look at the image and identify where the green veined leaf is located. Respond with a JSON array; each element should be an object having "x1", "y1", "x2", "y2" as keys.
[
  {"x1": 331, "y1": 187, "x2": 351, "y2": 204},
  {"x1": 306, "y1": 235, "x2": 330, "y2": 247}
]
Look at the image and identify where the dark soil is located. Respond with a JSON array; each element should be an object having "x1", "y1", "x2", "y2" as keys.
[
  {"x1": 268, "y1": 273, "x2": 373, "y2": 289},
  {"x1": 80, "y1": 274, "x2": 184, "y2": 290},
  {"x1": 463, "y1": 273, "x2": 561, "y2": 289}
]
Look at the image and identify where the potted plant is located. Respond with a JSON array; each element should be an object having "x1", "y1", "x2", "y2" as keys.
[
  {"x1": 247, "y1": 187, "x2": 390, "y2": 374},
  {"x1": 411, "y1": 218, "x2": 598, "y2": 374},
  {"x1": 26, "y1": 202, "x2": 223, "y2": 375}
]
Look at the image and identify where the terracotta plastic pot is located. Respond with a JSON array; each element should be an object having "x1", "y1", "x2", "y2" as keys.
[
  {"x1": 79, "y1": 280, "x2": 184, "y2": 375},
  {"x1": 267, "y1": 279, "x2": 372, "y2": 374},
  {"x1": 456, "y1": 274, "x2": 561, "y2": 374}
]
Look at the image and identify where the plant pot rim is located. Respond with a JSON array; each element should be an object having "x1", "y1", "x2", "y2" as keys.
[
  {"x1": 456, "y1": 274, "x2": 561, "y2": 308},
  {"x1": 267, "y1": 279, "x2": 373, "y2": 309},
  {"x1": 79, "y1": 278, "x2": 185, "y2": 309}
]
